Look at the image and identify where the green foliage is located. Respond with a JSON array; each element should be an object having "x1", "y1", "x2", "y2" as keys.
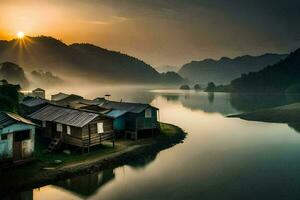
[{"x1": 0, "y1": 82, "x2": 20, "y2": 112}]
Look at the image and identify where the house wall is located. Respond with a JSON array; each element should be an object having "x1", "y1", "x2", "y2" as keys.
[
  {"x1": 0, "y1": 124, "x2": 35, "y2": 161},
  {"x1": 125, "y1": 108, "x2": 158, "y2": 131},
  {"x1": 113, "y1": 115, "x2": 126, "y2": 131},
  {"x1": 81, "y1": 117, "x2": 114, "y2": 147},
  {"x1": 0, "y1": 132, "x2": 13, "y2": 160}
]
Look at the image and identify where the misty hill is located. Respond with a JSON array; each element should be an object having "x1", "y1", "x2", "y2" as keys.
[
  {"x1": 178, "y1": 53, "x2": 287, "y2": 84},
  {"x1": 160, "y1": 71, "x2": 186, "y2": 84},
  {"x1": 0, "y1": 62, "x2": 29, "y2": 88},
  {"x1": 230, "y1": 48, "x2": 300, "y2": 93},
  {"x1": 31, "y1": 70, "x2": 64, "y2": 86},
  {"x1": 0, "y1": 36, "x2": 164, "y2": 84}
]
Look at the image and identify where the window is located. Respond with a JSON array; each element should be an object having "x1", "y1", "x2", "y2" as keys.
[
  {"x1": 67, "y1": 126, "x2": 71, "y2": 135},
  {"x1": 145, "y1": 108, "x2": 152, "y2": 118},
  {"x1": 97, "y1": 123, "x2": 104, "y2": 134},
  {"x1": 1, "y1": 134, "x2": 7, "y2": 140},
  {"x1": 42, "y1": 121, "x2": 46, "y2": 127},
  {"x1": 14, "y1": 130, "x2": 30, "y2": 142},
  {"x1": 56, "y1": 124, "x2": 63, "y2": 132}
]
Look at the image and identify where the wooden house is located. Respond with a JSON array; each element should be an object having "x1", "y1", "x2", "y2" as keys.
[
  {"x1": 29, "y1": 104, "x2": 115, "y2": 152},
  {"x1": 81, "y1": 100, "x2": 159, "y2": 139},
  {"x1": 0, "y1": 112, "x2": 36, "y2": 165}
]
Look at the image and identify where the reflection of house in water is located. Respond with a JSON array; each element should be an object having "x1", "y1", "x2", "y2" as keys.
[
  {"x1": 128, "y1": 152, "x2": 158, "y2": 169},
  {"x1": 3, "y1": 190, "x2": 33, "y2": 200},
  {"x1": 54, "y1": 169, "x2": 115, "y2": 198}
]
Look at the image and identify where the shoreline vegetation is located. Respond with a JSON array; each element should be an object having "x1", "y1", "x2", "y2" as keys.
[{"x1": 0, "y1": 123, "x2": 186, "y2": 195}]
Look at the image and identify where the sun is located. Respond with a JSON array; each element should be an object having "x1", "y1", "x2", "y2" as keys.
[{"x1": 17, "y1": 31, "x2": 25, "y2": 39}]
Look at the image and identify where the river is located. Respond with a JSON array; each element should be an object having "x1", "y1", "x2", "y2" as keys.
[{"x1": 8, "y1": 89, "x2": 300, "y2": 200}]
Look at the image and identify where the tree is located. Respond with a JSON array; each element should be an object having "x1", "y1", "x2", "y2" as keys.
[
  {"x1": 194, "y1": 84, "x2": 201, "y2": 91},
  {"x1": 205, "y1": 82, "x2": 216, "y2": 92},
  {"x1": 0, "y1": 81, "x2": 21, "y2": 112}
]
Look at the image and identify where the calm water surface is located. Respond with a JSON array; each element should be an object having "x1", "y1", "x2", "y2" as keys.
[{"x1": 14, "y1": 89, "x2": 300, "y2": 200}]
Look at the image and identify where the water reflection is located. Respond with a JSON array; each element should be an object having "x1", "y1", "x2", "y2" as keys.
[
  {"x1": 54, "y1": 169, "x2": 115, "y2": 199},
  {"x1": 230, "y1": 93, "x2": 300, "y2": 112},
  {"x1": 158, "y1": 91, "x2": 300, "y2": 115},
  {"x1": 3, "y1": 191, "x2": 33, "y2": 200}
]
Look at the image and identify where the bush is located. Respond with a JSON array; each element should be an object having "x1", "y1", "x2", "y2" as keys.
[
  {"x1": 180, "y1": 85, "x2": 190, "y2": 90},
  {"x1": 194, "y1": 84, "x2": 201, "y2": 90}
]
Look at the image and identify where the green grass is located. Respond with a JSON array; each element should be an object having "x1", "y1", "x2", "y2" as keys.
[
  {"x1": 160, "y1": 123, "x2": 182, "y2": 136},
  {"x1": 34, "y1": 137, "x2": 121, "y2": 167}
]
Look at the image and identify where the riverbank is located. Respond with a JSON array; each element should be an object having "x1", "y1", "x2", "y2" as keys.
[
  {"x1": 228, "y1": 102, "x2": 300, "y2": 123},
  {"x1": 0, "y1": 123, "x2": 186, "y2": 195}
]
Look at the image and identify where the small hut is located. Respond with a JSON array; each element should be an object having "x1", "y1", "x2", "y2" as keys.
[
  {"x1": 0, "y1": 112, "x2": 36, "y2": 165},
  {"x1": 29, "y1": 104, "x2": 115, "y2": 152}
]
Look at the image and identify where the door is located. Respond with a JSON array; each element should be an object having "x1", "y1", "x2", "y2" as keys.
[
  {"x1": 13, "y1": 136, "x2": 22, "y2": 161},
  {"x1": 13, "y1": 130, "x2": 31, "y2": 161}
]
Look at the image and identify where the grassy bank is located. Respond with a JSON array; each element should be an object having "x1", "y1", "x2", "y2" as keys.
[
  {"x1": 0, "y1": 122, "x2": 186, "y2": 194},
  {"x1": 228, "y1": 103, "x2": 300, "y2": 123}
]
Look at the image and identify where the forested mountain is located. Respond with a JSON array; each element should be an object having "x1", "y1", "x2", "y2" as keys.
[
  {"x1": 178, "y1": 53, "x2": 287, "y2": 84},
  {"x1": 0, "y1": 36, "x2": 174, "y2": 84},
  {"x1": 230, "y1": 48, "x2": 300, "y2": 93}
]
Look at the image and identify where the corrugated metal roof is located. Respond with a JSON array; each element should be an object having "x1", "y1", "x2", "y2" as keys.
[
  {"x1": 51, "y1": 93, "x2": 69, "y2": 101},
  {"x1": 0, "y1": 112, "x2": 36, "y2": 128},
  {"x1": 29, "y1": 105, "x2": 99, "y2": 127},
  {"x1": 105, "y1": 110, "x2": 127, "y2": 118},
  {"x1": 21, "y1": 97, "x2": 49, "y2": 107},
  {"x1": 98, "y1": 100, "x2": 158, "y2": 114}
]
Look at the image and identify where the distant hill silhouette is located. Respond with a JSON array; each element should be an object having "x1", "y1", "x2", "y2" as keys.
[
  {"x1": 0, "y1": 62, "x2": 29, "y2": 88},
  {"x1": 230, "y1": 48, "x2": 300, "y2": 93},
  {"x1": 160, "y1": 71, "x2": 186, "y2": 84},
  {"x1": 0, "y1": 36, "x2": 174, "y2": 84},
  {"x1": 178, "y1": 53, "x2": 287, "y2": 84}
]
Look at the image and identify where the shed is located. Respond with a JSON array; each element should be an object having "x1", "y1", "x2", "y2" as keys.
[
  {"x1": 82, "y1": 100, "x2": 160, "y2": 138},
  {"x1": 0, "y1": 112, "x2": 36, "y2": 164},
  {"x1": 29, "y1": 104, "x2": 115, "y2": 151}
]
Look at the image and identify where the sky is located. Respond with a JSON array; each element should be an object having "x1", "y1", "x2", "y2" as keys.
[{"x1": 0, "y1": 0, "x2": 300, "y2": 67}]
